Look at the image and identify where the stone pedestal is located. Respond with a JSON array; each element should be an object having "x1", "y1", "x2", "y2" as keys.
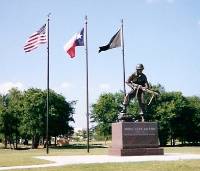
[{"x1": 108, "y1": 122, "x2": 164, "y2": 156}]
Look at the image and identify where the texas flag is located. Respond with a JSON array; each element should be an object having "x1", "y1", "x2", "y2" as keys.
[{"x1": 64, "y1": 28, "x2": 84, "y2": 58}]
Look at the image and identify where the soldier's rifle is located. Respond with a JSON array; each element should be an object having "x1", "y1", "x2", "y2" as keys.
[{"x1": 127, "y1": 82, "x2": 160, "y2": 105}]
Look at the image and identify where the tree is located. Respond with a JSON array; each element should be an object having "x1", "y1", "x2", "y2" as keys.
[
  {"x1": 47, "y1": 89, "x2": 75, "y2": 144},
  {"x1": 0, "y1": 87, "x2": 75, "y2": 149},
  {"x1": 185, "y1": 96, "x2": 200, "y2": 144},
  {"x1": 147, "y1": 91, "x2": 192, "y2": 146},
  {"x1": 0, "y1": 94, "x2": 10, "y2": 148},
  {"x1": 21, "y1": 88, "x2": 75, "y2": 148},
  {"x1": 0, "y1": 88, "x2": 23, "y2": 149},
  {"x1": 21, "y1": 88, "x2": 46, "y2": 148},
  {"x1": 91, "y1": 83, "x2": 200, "y2": 146},
  {"x1": 6, "y1": 88, "x2": 23, "y2": 149},
  {"x1": 91, "y1": 92, "x2": 123, "y2": 141}
]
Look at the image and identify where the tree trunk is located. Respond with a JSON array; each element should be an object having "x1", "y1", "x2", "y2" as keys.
[
  {"x1": 32, "y1": 137, "x2": 34, "y2": 149},
  {"x1": 32, "y1": 135, "x2": 39, "y2": 149},
  {"x1": 15, "y1": 133, "x2": 18, "y2": 149},
  {"x1": 172, "y1": 138, "x2": 175, "y2": 146},
  {"x1": 8, "y1": 135, "x2": 13, "y2": 149},
  {"x1": 104, "y1": 137, "x2": 107, "y2": 145},
  {"x1": 11, "y1": 135, "x2": 15, "y2": 149},
  {"x1": 54, "y1": 136, "x2": 57, "y2": 146},
  {"x1": 4, "y1": 135, "x2": 7, "y2": 149},
  {"x1": 170, "y1": 136, "x2": 172, "y2": 146},
  {"x1": 49, "y1": 137, "x2": 51, "y2": 145},
  {"x1": 12, "y1": 136, "x2": 15, "y2": 149}
]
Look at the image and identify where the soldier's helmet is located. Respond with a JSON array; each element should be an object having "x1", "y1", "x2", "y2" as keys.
[{"x1": 136, "y1": 64, "x2": 144, "y2": 70}]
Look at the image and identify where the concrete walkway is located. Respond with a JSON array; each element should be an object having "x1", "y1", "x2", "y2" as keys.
[{"x1": 1, "y1": 153, "x2": 200, "y2": 170}]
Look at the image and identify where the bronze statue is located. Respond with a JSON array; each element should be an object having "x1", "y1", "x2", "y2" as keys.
[{"x1": 119, "y1": 64, "x2": 159, "y2": 122}]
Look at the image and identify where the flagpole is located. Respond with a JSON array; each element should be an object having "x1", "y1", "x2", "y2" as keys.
[
  {"x1": 85, "y1": 15, "x2": 90, "y2": 153},
  {"x1": 121, "y1": 19, "x2": 126, "y2": 95},
  {"x1": 46, "y1": 13, "x2": 51, "y2": 154}
]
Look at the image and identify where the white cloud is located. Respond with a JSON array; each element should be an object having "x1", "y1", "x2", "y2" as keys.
[
  {"x1": 0, "y1": 82, "x2": 24, "y2": 94},
  {"x1": 60, "y1": 82, "x2": 72, "y2": 89},
  {"x1": 99, "y1": 83, "x2": 111, "y2": 92},
  {"x1": 53, "y1": 82, "x2": 73, "y2": 96}
]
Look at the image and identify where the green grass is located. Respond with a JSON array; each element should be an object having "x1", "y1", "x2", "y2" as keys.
[
  {"x1": 164, "y1": 146, "x2": 200, "y2": 154},
  {"x1": 0, "y1": 143, "x2": 200, "y2": 171},
  {"x1": 0, "y1": 143, "x2": 108, "y2": 167},
  {"x1": 0, "y1": 148, "x2": 51, "y2": 167},
  {"x1": 31, "y1": 160, "x2": 200, "y2": 171}
]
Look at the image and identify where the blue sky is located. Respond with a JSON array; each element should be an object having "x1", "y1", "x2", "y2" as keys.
[{"x1": 1, "y1": 0, "x2": 200, "y2": 129}]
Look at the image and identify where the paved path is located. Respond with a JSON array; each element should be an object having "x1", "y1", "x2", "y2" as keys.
[{"x1": 1, "y1": 153, "x2": 200, "y2": 170}]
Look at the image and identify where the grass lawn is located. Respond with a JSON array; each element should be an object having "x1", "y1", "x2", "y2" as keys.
[
  {"x1": 0, "y1": 142, "x2": 108, "y2": 167},
  {"x1": 0, "y1": 142, "x2": 200, "y2": 171},
  {"x1": 32, "y1": 160, "x2": 200, "y2": 171}
]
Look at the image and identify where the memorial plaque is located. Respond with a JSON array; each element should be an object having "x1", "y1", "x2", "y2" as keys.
[{"x1": 109, "y1": 122, "x2": 164, "y2": 156}]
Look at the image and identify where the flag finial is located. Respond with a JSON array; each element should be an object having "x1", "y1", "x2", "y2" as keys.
[
  {"x1": 47, "y1": 13, "x2": 51, "y2": 18},
  {"x1": 85, "y1": 15, "x2": 88, "y2": 24}
]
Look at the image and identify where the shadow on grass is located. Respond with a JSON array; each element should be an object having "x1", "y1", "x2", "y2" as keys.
[
  {"x1": 15, "y1": 147, "x2": 31, "y2": 150},
  {"x1": 0, "y1": 143, "x2": 108, "y2": 150},
  {"x1": 163, "y1": 144, "x2": 200, "y2": 147},
  {"x1": 0, "y1": 146, "x2": 31, "y2": 150},
  {"x1": 50, "y1": 143, "x2": 107, "y2": 150}
]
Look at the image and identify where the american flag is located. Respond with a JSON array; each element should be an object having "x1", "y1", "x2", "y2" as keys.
[{"x1": 24, "y1": 24, "x2": 47, "y2": 53}]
